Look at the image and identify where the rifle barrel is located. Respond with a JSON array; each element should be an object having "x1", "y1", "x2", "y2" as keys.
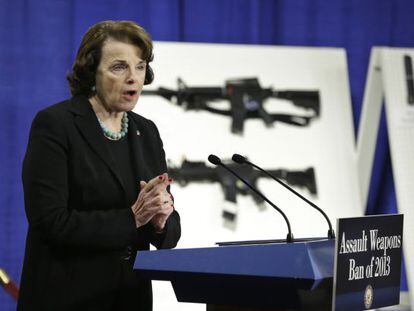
[{"x1": 141, "y1": 90, "x2": 161, "y2": 95}]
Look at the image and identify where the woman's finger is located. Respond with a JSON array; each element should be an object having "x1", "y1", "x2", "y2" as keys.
[
  {"x1": 141, "y1": 173, "x2": 168, "y2": 194},
  {"x1": 144, "y1": 181, "x2": 172, "y2": 201}
]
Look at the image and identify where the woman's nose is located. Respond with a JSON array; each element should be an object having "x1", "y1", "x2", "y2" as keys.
[
  {"x1": 126, "y1": 69, "x2": 138, "y2": 84},
  {"x1": 126, "y1": 73, "x2": 135, "y2": 84}
]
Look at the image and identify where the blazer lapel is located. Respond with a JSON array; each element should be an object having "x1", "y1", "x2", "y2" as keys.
[
  {"x1": 69, "y1": 96, "x2": 126, "y2": 194},
  {"x1": 127, "y1": 112, "x2": 151, "y2": 182}
]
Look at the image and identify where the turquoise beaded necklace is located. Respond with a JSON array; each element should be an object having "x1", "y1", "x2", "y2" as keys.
[{"x1": 97, "y1": 113, "x2": 129, "y2": 140}]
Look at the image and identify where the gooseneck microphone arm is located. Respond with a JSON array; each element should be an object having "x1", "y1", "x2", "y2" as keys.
[
  {"x1": 232, "y1": 154, "x2": 335, "y2": 239},
  {"x1": 208, "y1": 154, "x2": 294, "y2": 243}
]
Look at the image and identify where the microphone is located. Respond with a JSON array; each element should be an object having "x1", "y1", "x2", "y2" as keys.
[
  {"x1": 208, "y1": 154, "x2": 294, "y2": 242},
  {"x1": 232, "y1": 154, "x2": 335, "y2": 239}
]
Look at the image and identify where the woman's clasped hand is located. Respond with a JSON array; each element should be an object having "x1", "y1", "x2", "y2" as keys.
[{"x1": 131, "y1": 173, "x2": 175, "y2": 231}]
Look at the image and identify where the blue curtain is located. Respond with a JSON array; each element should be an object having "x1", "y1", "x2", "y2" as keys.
[{"x1": 1, "y1": 0, "x2": 413, "y2": 309}]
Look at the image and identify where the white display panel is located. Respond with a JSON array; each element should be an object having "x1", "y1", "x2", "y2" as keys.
[
  {"x1": 134, "y1": 42, "x2": 362, "y2": 311},
  {"x1": 357, "y1": 47, "x2": 414, "y2": 308}
]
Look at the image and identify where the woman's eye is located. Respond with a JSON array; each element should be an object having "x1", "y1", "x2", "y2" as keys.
[
  {"x1": 112, "y1": 64, "x2": 126, "y2": 71},
  {"x1": 137, "y1": 64, "x2": 146, "y2": 71}
]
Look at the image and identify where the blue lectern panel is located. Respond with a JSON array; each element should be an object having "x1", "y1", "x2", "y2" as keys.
[
  {"x1": 134, "y1": 239, "x2": 335, "y2": 309},
  {"x1": 135, "y1": 240, "x2": 334, "y2": 279}
]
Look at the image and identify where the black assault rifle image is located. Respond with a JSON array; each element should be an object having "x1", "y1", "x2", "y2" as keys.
[
  {"x1": 142, "y1": 78, "x2": 320, "y2": 134},
  {"x1": 168, "y1": 159, "x2": 317, "y2": 225},
  {"x1": 404, "y1": 55, "x2": 414, "y2": 104}
]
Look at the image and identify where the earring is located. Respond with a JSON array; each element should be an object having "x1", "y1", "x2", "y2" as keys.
[{"x1": 91, "y1": 85, "x2": 96, "y2": 92}]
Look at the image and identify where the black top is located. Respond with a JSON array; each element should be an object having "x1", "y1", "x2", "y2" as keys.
[
  {"x1": 18, "y1": 95, "x2": 181, "y2": 310},
  {"x1": 106, "y1": 135, "x2": 138, "y2": 207}
]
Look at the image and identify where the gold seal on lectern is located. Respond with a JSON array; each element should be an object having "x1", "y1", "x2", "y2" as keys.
[{"x1": 364, "y1": 284, "x2": 373, "y2": 309}]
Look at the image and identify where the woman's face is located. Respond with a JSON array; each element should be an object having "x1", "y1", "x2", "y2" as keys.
[{"x1": 93, "y1": 39, "x2": 146, "y2": 112}]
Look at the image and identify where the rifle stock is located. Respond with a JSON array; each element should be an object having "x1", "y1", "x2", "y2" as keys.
[
  {"x1": 266, "y1": 168, "x2": 317, "y2": 195},
  {"x1": 273, "y1": 90, "x2": 320, "y2": 116}
]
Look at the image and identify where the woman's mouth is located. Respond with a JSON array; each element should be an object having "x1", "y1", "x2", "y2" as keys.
[{"x1": 122, "y1": 90, "x2": 138, "y2": 99}]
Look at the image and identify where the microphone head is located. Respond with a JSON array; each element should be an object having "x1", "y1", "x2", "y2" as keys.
[
  {"x1": 232, "y1": 153, "x2": 246, "y2": 164},
  {"x1": 208, "y1": 154, "x2": 222, "y2": 165}
]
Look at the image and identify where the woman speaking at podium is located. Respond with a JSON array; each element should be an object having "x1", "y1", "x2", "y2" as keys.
[{"x1": 18, "y1": 20, "x2": 181, "y2": 310}]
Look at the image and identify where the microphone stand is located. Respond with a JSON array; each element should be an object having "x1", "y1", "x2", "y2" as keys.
[
  {"x1": 232, "y1": 154, "x2": 335, "y2": 239},
  {"x1": 208, "y1": 155, "x2": 294, "y2": 243}
]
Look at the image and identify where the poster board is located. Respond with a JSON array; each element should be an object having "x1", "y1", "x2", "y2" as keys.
[{"x1": 357, "y1": 47, "x2": 414, "y2": 308}]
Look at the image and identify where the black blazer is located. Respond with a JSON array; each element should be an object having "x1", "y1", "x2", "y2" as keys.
[{"x1": 18, "y1": 95, "x2": 181, "y2": 310}]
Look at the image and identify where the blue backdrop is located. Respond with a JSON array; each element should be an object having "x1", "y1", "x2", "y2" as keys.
[{"x1": 1, "y1": 0, "x2": 413, "y2": 309}]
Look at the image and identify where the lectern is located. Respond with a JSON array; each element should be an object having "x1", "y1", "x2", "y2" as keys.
[{"x1": 134, "y1": 239, "x2": 335, "y2": 311}]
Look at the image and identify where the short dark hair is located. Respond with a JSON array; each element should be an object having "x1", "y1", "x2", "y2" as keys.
[{"x1": 67, "y1": 20, "x2": 154, "y2": 97}]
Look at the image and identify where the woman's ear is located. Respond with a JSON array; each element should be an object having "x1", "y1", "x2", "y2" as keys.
[{"x1": 144, "y1": 65, "x2": 154, "y2": 85}]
